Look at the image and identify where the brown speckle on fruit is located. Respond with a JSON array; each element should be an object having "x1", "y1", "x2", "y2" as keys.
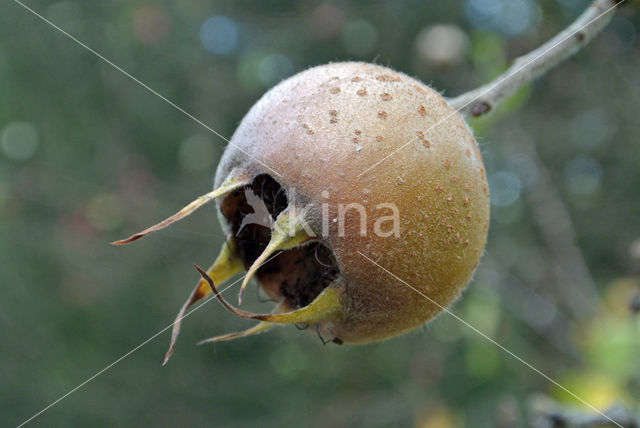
[
  {"x1": 302, "y1": 123, "x2": 314, "y2": 135},
  {"x1": 378, "y1": 110, "x2": 388, "y2": 119},
  {"x1": 418, "y1": 105, "x2": 426, "y2": 116},
  {"x1": 357, "y1": 88, "x2": 367, "y2": 96},
  {"x1": 330, "y1": 87, "x2": 340, "y2": 94},
  {"x1": 416, "y1": 131, "x2": 431, "y2": 148},
  {"x1": 376, "y1": 74, "x2": 401, "y2": 82},
  {"x1": 380, "y1": 93, "x2": 392, "y2": 101},
  {"x1": 413, "y1": 84, "x2": 426, "y2": 94}
]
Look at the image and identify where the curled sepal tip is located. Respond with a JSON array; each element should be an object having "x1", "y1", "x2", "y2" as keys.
[
  {"x1": 162, "y1": 240, "x2": 243, "y2": 365},
  {"x1": 113, "y1": 175, "x2": 248, "y2": 245},
  {"x1": 238, "y1": 208, "x2": 314, "y2": 304},
  {"x1": 195, "y1": 265, "x2": 343, "y2": 325}
]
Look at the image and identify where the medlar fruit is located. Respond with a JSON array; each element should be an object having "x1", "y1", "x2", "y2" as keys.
[{"x1": 115, "y1": 62, "x2": 489, "y2": 363}]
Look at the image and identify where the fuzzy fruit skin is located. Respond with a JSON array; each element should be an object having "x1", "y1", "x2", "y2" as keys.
[{"x1": 216, "y1": 62, "x2": 490, "y2": 344}]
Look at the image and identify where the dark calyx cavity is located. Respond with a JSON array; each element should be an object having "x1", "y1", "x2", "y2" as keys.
[{"x1": 219, "y1": 174, "x2": 340, "y2": 309}]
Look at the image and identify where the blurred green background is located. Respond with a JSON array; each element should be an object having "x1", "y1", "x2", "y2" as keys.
[{"x1": 1, "y1": 0, "x2": 639, "y2": 426}]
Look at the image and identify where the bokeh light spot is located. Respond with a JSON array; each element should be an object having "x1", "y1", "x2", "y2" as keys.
[
  {"x1": 133, "y1": 4, "x2": 170, "y2": 45},
  {"x1": 467, "y1": 0, "x2": 503, "y2": 18},
  {"x1": 563, "y1": 156, "x2": 602, "y2": 196},
  {"x1": 500, "y1": 0, "x2": 539, "y2": 36},
  {"x1": 466, "y1": 0, "x2": 540, "y2": 36},
  {"x1": 414, "y1": 24, "x2": 469, "y2": 68},
  {"x1": 489, "y1": 171, "x2": 522, "y2": 207},
  {"x1": 1, "y1": 122, "x2": 39, "y2": 161},
  {"x1": 200, "y1": 16, "x2": 238, "y2": 55},
  {"x1": 310, "y1": 2, "x2": 346, "y2": 40}
]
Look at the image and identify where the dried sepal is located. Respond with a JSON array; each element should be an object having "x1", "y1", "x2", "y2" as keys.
[
  {"x1": 113, "y1": 175, "x2": 248, "y2": 245},
  {"x1": 163, "y1": 240, "x2": 244, "y2": 365}
]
